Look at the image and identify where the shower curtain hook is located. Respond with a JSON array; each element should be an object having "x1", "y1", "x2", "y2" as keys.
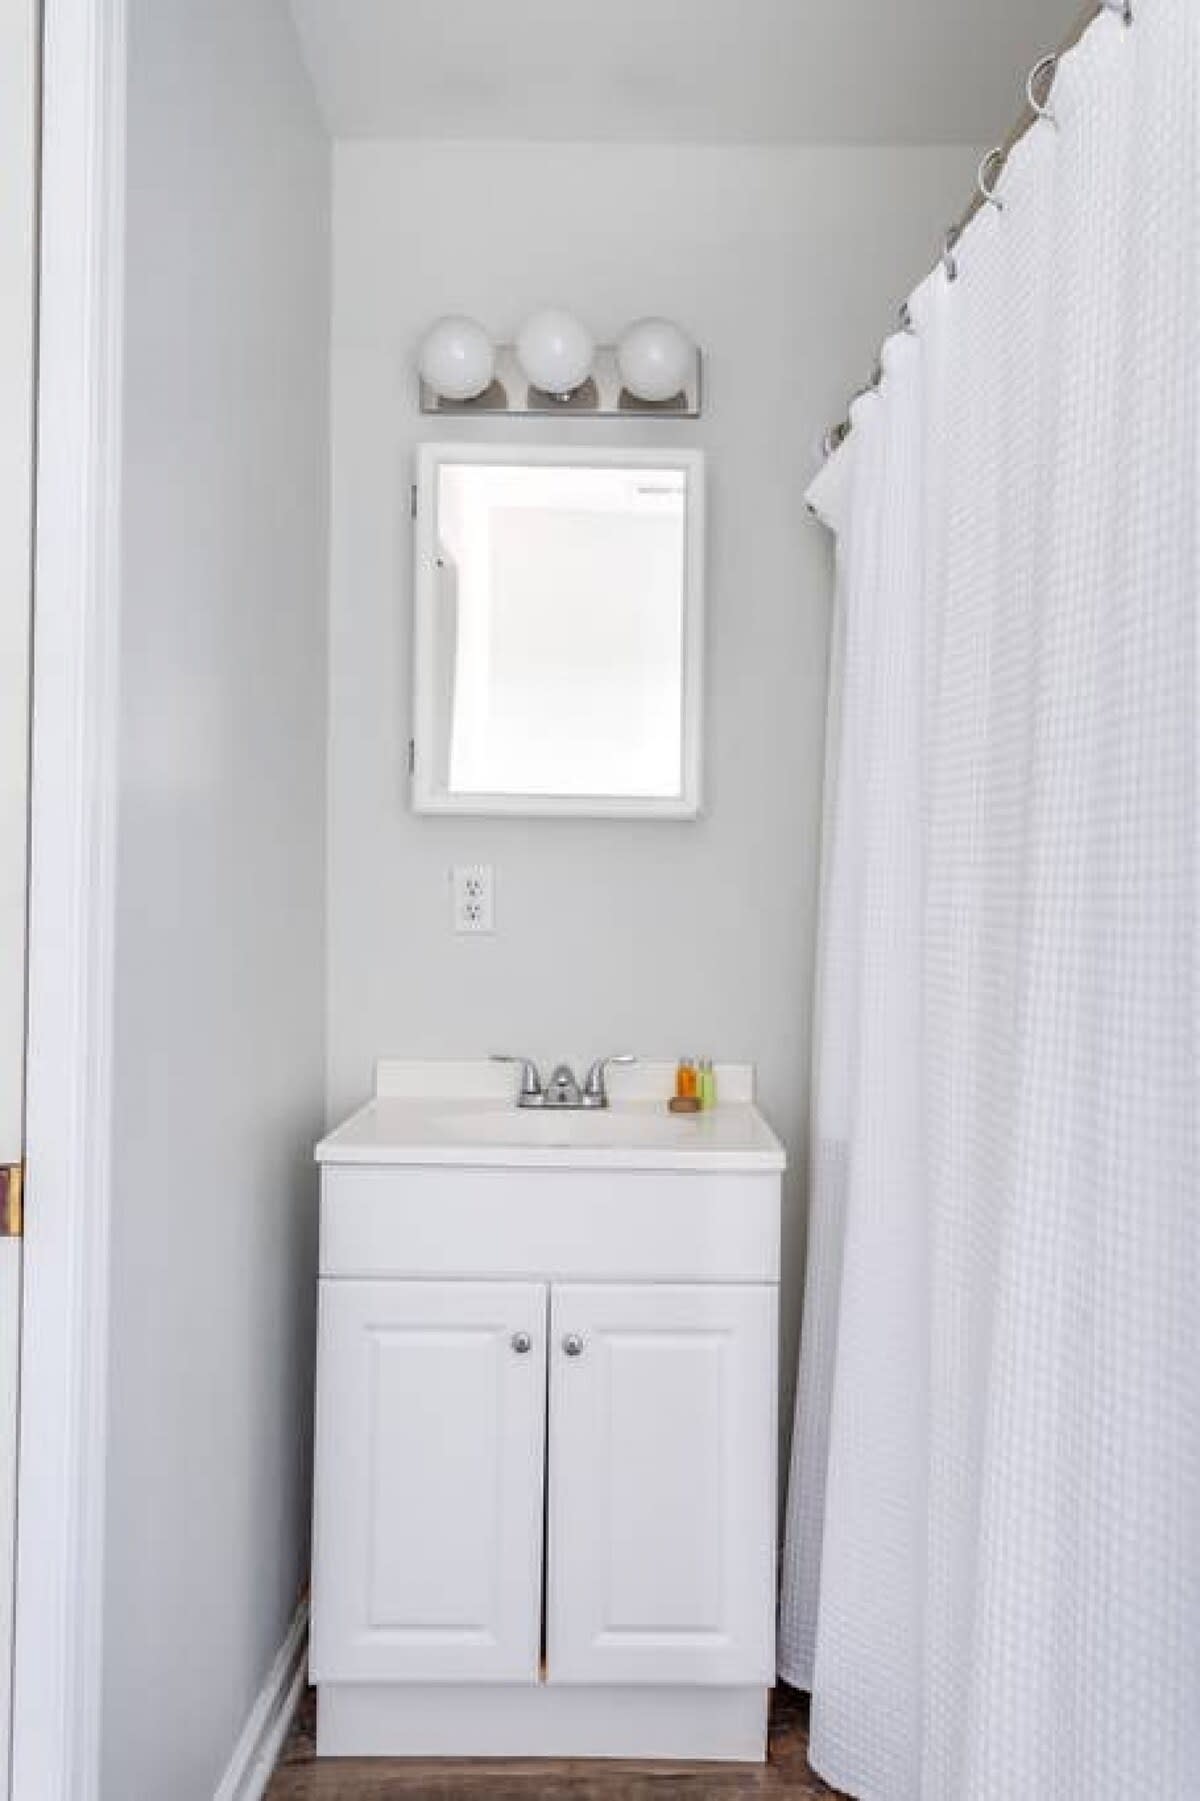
[
  {"x1": 899, "y1": 301, "x2": 916, "y2": 335},
  {"x1": 851, "y1": 359, "x2": 883, "y2": 407},
  {"x1": 977, "y1": 148, "x2": 1007, "y2": 212},
  {"x1": 1027, "y1": 54, "x2": 1060, "y2": 124},
  {"x1": 942, "y1": 226, "x2": 961, "y2": 284},
  {"x1": 1099, "y1": 0, "x2": 1133, "y2": 23}
]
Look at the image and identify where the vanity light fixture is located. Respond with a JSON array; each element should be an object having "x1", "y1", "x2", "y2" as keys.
[
  {"x1": 616, "y1": 317, "x2": 696, "y2": 405},
  {"x1": 417, "y1": 315, "x2": 496, "y2": 403},
  {"x1": 515, "y1": 308, "x2": 596, "y2": 401},
  {"x1": 417, "y1": 313, "x2": 703, "y2": 418}
]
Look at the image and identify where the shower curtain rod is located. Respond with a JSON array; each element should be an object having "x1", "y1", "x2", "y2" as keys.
[{"x1": 820, "y1": 0, "x2": 1134, "y2": 458}]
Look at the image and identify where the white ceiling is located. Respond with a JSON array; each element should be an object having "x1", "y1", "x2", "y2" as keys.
[{"x1": 289, "y1": 0, "x2": 1086, "y2": 146}]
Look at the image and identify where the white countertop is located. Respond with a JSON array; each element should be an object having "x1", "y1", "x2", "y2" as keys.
[{"x1": 316, "y1": 1060, "x2": 786, "y2": 1175}]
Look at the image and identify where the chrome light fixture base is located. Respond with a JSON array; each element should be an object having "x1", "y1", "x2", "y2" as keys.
[{"x1": 419, "y1": 344, "x2": 703, "y2": 419}]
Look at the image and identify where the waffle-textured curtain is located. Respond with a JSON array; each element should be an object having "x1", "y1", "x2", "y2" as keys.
[{"x1": 780, "y1": 5, "x2": 1200, "y2": 1797}]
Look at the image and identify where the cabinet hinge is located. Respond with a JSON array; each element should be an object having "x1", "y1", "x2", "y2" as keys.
[
  {"x1": 410, "y1": 483, "x2": 418, "y2": 519},
  {"x1": 0, "y1": 1166, "x2": 23, "y2": 1240}
]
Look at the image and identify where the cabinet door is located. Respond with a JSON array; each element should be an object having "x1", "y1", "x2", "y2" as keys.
[
  {"x1": 311, "y1": 1280, "x2": 546, "y2": 1683},
  {"x1": 547, "y1": 1283, "x2": 777, "y2": 1686}
]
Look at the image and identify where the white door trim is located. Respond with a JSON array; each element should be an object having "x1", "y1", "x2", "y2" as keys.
[
  {"x1": 0, "y1": 0, "x2": 41, "y2": 1788},
  {"x1": 0, "y1": 0, "x2": 38, "y2": 1170},
  {"x1": 11, "y1": 2, "x2": 126, "y2": 1796}
]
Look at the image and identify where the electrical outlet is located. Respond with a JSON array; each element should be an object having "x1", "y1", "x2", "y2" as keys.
[{"x1": 452, "y1": 865, "x2": 494, "y2": 935}]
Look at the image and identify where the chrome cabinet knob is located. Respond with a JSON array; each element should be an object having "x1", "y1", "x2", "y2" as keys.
[
  {"x1": 511, "y1": 1332, "x2": 533, "y2": 1356},
  {"x1": 562, "y1": 1333, "x2": 585, "y2": 1358}
]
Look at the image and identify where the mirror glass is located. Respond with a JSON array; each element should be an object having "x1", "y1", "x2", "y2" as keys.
[{"x1": 413, "y1": 449, "x2": 703, "y2": 817}]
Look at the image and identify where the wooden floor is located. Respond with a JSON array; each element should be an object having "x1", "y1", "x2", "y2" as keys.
[{"x1": 267, "y1": 1686, "x2": 848, "y2": 1799}]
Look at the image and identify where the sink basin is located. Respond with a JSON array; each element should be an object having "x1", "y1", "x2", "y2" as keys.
[{"x1": 432, "y1": 1106, "x2": 653, "y2": 1149}]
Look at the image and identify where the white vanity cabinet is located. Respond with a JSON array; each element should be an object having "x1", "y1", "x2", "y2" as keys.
[{"x1": 310, "y1": 1062, "x2": 785, "y2": 1763}]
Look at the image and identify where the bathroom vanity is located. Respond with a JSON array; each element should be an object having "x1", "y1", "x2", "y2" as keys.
[{"x1": 310, "y1": 1060, "x2": 785, "y2": 1762}]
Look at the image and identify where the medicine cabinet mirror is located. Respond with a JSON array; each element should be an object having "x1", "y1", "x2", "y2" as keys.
[{"x1": 411, "y1": 444, "x2": 705, "y2": 818}]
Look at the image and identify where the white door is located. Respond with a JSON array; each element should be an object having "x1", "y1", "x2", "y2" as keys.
[
  {"x1": 310, "y1": 1279, "x2": 547, "y2": 1684},
  {"x1": 547, "y1": 1283, "x2": 778, "y2": 1687},
  {"x1": 0, "y1": 1, "x2": 38, "y2": 1786}
]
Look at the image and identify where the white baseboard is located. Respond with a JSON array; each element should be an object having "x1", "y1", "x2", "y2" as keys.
[{"x1": 214, "y1": 1600, "x2": 309, "y2": 1801}]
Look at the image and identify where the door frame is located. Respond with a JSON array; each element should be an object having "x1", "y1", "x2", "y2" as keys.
[
  {"x1": 0, "y1": 0, "x2": 41, "y2": 1787},
  {"x1": 11, "y1": 2, "x2": 125, "y2": 1797}
]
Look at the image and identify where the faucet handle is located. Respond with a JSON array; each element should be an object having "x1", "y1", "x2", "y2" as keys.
[
  {"x1": 491, "y1": 1055, "x2": 544, "y2": 1104},
  {"x1": 582, "y1": 1053, "x2": 637, "y2": 1108}
]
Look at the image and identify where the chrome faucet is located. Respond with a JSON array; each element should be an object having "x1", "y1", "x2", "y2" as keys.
[
  {"x1": 544, "y1": 1063, "x2": 583, "y2": 1109},
  {"x1": 492, "y1": 1054, "x2": 636, "y2": 1111},
  {"x1": 490, "y1": 1056, "x2": 544, "y2": 1108},
  {"x1": 581, "y1": 1053, "x2": 636, "y2": 1109}
]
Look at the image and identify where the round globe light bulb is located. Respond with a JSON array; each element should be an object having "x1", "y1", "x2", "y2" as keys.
[
  {"x1": 418, "y1": 316, "x2": 495, "y2": 402},
  {"x1": 515, "y1": 309, "x2": 595, "y2": 399},
  {"x1": 616, "y1": 317, "x2": 695, "y2": 404}
]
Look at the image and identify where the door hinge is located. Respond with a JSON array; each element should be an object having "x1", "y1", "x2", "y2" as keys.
[
  {"x1": 407, "y1": 738, "x2": 416, "y2": 775},
  {"x1": 0, "y1": 1166, "x2": 23, "y2": 1240},
  {"x1": 410, "y1": 483, "x2": 418, "y2": 519}
]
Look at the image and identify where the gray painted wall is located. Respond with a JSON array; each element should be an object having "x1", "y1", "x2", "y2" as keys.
[
  {"x1": 102, "y1": 5, "x2": 329, "y2": 1794},
  {"x1": 325, "y1": 139, "x2": 980, "y2": 1450}
]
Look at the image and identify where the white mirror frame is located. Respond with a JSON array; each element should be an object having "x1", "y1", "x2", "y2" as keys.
[{"x1": 411, "y1": 442, "x2": 706, "y2": 819}]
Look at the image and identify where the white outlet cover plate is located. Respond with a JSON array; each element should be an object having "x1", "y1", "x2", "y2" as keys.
[{"x1": 452, "y1": 864, "x2": 495, "y2": 934}]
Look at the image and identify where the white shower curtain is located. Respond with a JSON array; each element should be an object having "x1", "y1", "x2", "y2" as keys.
[{"x1": 780, "y1": 4, "x2": 1199, "y2": 1798}]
